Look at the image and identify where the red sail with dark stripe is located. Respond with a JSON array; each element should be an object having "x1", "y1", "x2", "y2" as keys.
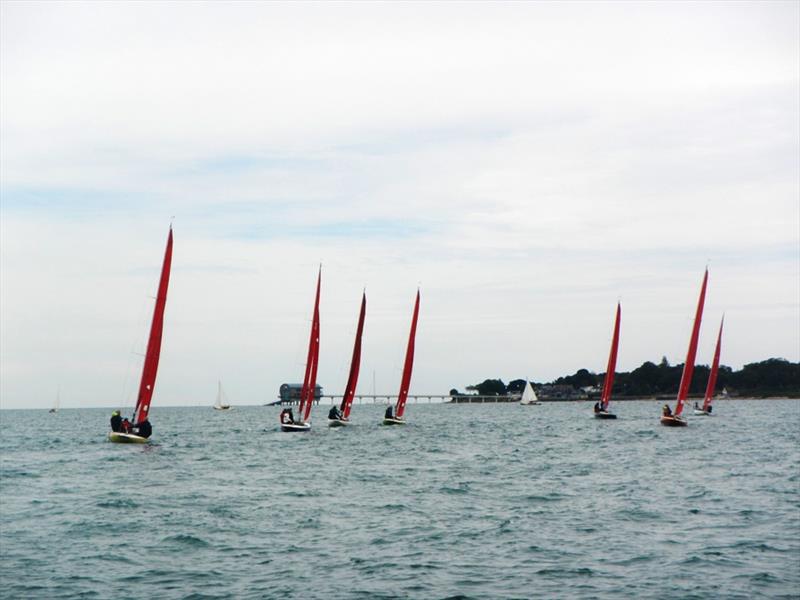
[
  {"x1": 133, "y1": 227, "x2": 173, "y2": 425},
  {"x1": 702, "y1": 316, "x2": 724, "y2": 412},
  {"x1": 395, "y1": 290, "x2": 420, "y2": 419},
  {"x1": 340, "y1": 291, "x2": 366, "y2": 419},
  {"x1": 600, "y1": 303, "x2": 621, "y2": 411},
  {"x1": 674, "y1": 269, "x2": 708, "y2": 417},
  {"x1": 298, "y1": 268, "x2": 321, "y2": 423}
]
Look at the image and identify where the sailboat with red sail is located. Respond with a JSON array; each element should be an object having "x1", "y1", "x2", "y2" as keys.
[
  {"x1": 280, "y1": 268, "x2": 320, "y2": 432},
  {"x1": 329, "y1": 291, "x2": 366, "y2": 427},
  {"x1": 694, "y1": 316, "x2": 724, "y2": 416},
  {"x1": 661, "y1": 269, "x2": 708, "y2": 427},
  {"x1": 109, "y1": 227, "x2": 173, "y2": 443},
  {"x1": 383, "y1": 290, "x2": 420, "y2": 426},
  {"x1": 594, "y1": 303, "x2": 620, "y2": 420}
]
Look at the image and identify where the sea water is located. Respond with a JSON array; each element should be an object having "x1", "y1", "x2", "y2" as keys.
[{"x1": 1, "y1": 400, "x2": 798, "y2": 599}]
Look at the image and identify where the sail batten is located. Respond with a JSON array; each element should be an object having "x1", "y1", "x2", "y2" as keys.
[
  {"x1": 702, "y1": 316, "x2": 724, "y2": 411},
  {"x1": 395, "y1": 290, "x2": 420, "y2": 419},
  {"x1": 600, "y1": 303, "x2": 621, "y2": 411},
  {"x1": 674, "y1": 269, "x2": 708, "y2": 417},
  {"x1": 133, "y1": 228, "x2": 173, "y2": 425},
  {"x1": 341, "y1": 292, "x2": 366, "y2": 419}
]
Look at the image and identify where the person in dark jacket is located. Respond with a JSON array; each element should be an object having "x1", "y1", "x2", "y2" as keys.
[
  {"x1": 384, "y1": 405, "x2": 393, "y2": 420},
  {"x1": 328, "y1": 405, "x2": 342, "y2": 420},
  {"x1": 110, "y1": 410, "x2": 122, "y2": 432},
  {"x1": 662, "y1": 404, "x2": 672, "y2": 417}
]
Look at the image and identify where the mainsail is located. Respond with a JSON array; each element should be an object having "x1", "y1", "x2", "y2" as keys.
[
  {"x1": 133, "y1": 227, "x2": 173, "y2": 426},
  {"x1": 340, "y1": 291, "x2": 366, "y2": 420},
  {"x1": 298, "y1": 268, "x2": 321, "y2": 423},
  {"x1": 674, "y1": 269, "x2": 708, "y2": 417},
  {"x1": 395, "y1": 290, "x2": 420, "y2": 419},
  {"x1": 600, "y1": 303, "x2": 621, "y2": 411},
  {"x1": 702, "y1": 316, "x2": 724, "y2": 412}
]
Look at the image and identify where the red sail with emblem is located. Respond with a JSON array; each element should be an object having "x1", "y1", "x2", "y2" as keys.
[
  {"x1": 600, "y1": 303, "x2": 621, "y2": 411},
  {"x1": 298, "y1": 268, "x2": 321, "y2": 423},
  {"x1": 702, "y1": 316, "x2": 724, "y2": 412}
]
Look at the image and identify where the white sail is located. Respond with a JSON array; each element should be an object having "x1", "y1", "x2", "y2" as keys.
[
  {"x1": 214, "y1": 381, "x2": 232, "y2": 410},
  {"x1": 520, "y1": 380, "x2": 539, "y2": 405}
]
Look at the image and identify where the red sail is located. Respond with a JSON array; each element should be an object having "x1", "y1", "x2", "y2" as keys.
[
  {"x1": 298, "y1": 269, "x2": 321, "y2": 423},
  {"x1": 600, "y1": 303, "x2": 621, "y2": 411},
  {"x1": 340, "y1": 292, "x2": 366, "y2": 419},
  {"x1": 395, "y1": 290, "x2": 420, "y2": 419},
  {"x1": 133, "y1": 227, "x2": 173, "y2": 425},
  {"x1": 674, "y1": 269, "x2": 708, "y2": 416},
  {"x1": 702, "y1": 316, "x2": 724, "y2": 411}
]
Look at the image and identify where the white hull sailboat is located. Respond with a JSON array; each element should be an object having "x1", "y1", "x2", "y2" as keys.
[{"x1": 519, "y1": 380, "x2": 541, "y2": 405}]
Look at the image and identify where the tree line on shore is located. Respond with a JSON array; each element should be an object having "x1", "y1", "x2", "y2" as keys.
[{"x1": 452, "y1": 358, "x2": 800, "y2": 398}]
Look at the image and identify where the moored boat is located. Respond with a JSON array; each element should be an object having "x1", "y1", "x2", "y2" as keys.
[
  {"x1": 108, "y1": 226, "x2": 173, "y2": 443},
  {"x1": 382, "y1": 290, "x2": 420, "y2": 426},
  {"x1": 660, "y1": 269, "x2": 708, "y2": 428},
  {"x1": 281, "y1": 268, "x2": 320, "y2": 432},
  {"x1": 594, "y1": 302, "x2": 621, "y2": 420},
  {"x1": 329, "y1": 291, "x2": 366, "y2": 427}
]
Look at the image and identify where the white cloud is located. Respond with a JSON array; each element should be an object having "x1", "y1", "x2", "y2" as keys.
[{"x1": 1, "y1": 1, "x2": 798, "y2": 409}]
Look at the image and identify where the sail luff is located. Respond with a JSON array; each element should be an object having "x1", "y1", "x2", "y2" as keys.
[
  {"x1": 133, "y1": 227, "x2": 173, "y2": 425},
  {"x1": 674, "y1": 269, "x2": 708, "y2": 416},
  {"x1": 304, "y1": 308, "x2": 320, "y2": 422},
  {"x1": 341, "y1": 292, "x2": 366, "y2": 419},
  {"x1": 395, "y1": 290, "x2": 420, "y2": 419},
  {"x1": 600, "y1": 303, "x2": 621, "y2": 411},
  {"x1": 702, "y1": 316, "x2": 724, "y2": 411},
  {"x1": 298, "y1": 269, "x2": 321, "y2": 421}
]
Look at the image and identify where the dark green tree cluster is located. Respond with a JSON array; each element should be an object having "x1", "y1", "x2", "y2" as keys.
[{"x1": 464, "y1": 358, "x2": 800, "y2": 398}]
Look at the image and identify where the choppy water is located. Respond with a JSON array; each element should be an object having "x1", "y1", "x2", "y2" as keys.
[{"x1": 1, "y1": 400, "x2": 799, "y2": 599}]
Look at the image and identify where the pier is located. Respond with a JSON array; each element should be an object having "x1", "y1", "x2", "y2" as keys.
[{"x1": 269, "y1": 394, "x2": 522, "y2": 406}]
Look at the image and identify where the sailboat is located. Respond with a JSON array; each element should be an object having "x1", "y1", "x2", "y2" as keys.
[
  {"x1": 280, "y1": 268, "x2": 320, "y2": 432},
  {"x1": 109, "y1": 227, "x2": 173, "y2": 443},
  {"x1": 214, "y1": 380, "x2": 233, "y2": 410},
  {"x1": 694, "y1": 316, "x2": 724, "y2": 416},
  {"x1": 661, "y1": 269, "x2": 707, "y2": 427},
  {"x1": 383, "y1": 290, "x2": 420, "y2": 426},
  {"x1": 519, "y1": 380, "x2": 540, "y2": 405},
  {"x1": 49, "y1": 387, "x2": 60, "y2": 413},
  {"x1": 329, "y1": 291, "x2": 366, "y2": 427},
  {"x1": 594, "y1": 302, "x2": 620, "y2": 420}
]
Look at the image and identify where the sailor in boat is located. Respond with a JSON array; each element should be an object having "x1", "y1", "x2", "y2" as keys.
[
  {"x1": 121, "y1": 417, "x2": 133, "y2": 433},
  {"x1": 110, "y1": 410, "x2": 123, "y2": 433},
  {"x1": 328, "y1": 404, "x2": 343, "y2": 421},
  {"x1": 384, "y1": 405, "x2": 393, "y2": 420},
  {"x1": 693, "y1": 401, "x2": 700, "y2": 411},
  {"x1": 706, "y1": 405, "x2": 713, "y2": 414},
  {"x1": 593, "y1": 401, "x2": 601, "y2": 414},
  {"x1": 280, "y1": 408, "x2": 295, "y2": 425},
  {"x1": 662, "y1": 404, "x2": 672, "y2": 417}
]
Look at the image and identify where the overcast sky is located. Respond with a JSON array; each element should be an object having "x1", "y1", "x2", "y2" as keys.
[{"x1": 2, "y1": 1, "x2": 798, "y2": 410}]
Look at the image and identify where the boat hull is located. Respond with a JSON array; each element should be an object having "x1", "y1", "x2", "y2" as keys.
[
  {"x1": 328, "y1": 418, "x2": 350, "y2": 427},
  {"x1": 520, "y1": 401, "x2": 541, "y2": 406},
  {"x1": 382, "y1": 417, "x2": 406, "y2": 426},
  {"x1": 693, "y1": 409, "x2": 712, "y2": 416},
  {"x1": 281, "y1": 422, "x2": 311, "y2": 432},
  {"x1": 108, "y1": 432, "x2": 150, "y2": 444},
  {"x1": 213, "y1": 405, "x2": 232, "y2": 410},
  {"x1": 660, "y1": 415, "x2": 688, "y2": 427},
  {"x1": 594, "y1": 411, "x2": 617, "y2": 419}
]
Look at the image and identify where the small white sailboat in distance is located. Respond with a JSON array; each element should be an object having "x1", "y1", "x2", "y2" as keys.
[
  {"x1": 214, "y1": 381, "x2": 233, "y2": 410},
  {"x1": 519, "y1": 380, "x2": 541, "y2": 405},
  {"x1": 49, "y1": 387, "x2": 60, "y2": 413}
]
